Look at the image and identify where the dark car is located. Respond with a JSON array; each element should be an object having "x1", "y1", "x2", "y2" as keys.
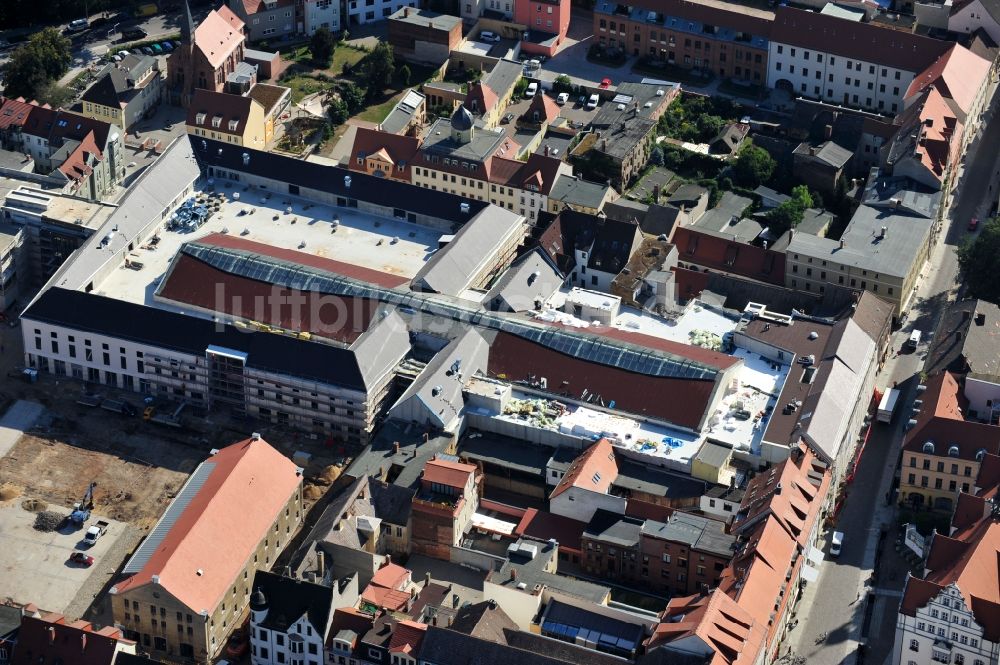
[
  {"x1": 501, "y1": 112, "x2": 514, "y2": 124},
  {"x1": 121, "y1": 402, "x2": 138, "y2": 417},
  {"x1": 69, "y1": 552, "x2": 95, "y2": 567},
  {"x1": 121, "y1": 26, "x2": 148, "y2": 41}
]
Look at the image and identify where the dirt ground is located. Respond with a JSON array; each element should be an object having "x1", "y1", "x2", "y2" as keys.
[{"x1": 0, "y1": 430, "x2": 195, "y2": 529}]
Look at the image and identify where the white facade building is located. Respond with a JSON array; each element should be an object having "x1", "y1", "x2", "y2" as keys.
[
  {"x1": 346, "y1": 0, "x2": 417, "y2": 25},
  {"x1": 893, "y1": 583, "x2": 1000, "y2": 665},
  {"x1": 302, "y1": 0, "x2": 341, "y2": 34}
]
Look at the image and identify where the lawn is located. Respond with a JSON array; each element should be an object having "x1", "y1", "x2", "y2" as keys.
[
  {"x1": 356, "y1": 92, "x2": 405, "y2": 123},
  {"x1": 282, "y1": 74, "x2": 336, "y2": 104},
  {"x1": 281, "y1": 43, "x2": 367, "y2": 77}
]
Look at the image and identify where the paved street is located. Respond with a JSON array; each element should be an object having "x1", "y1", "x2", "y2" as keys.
[{"x1": 785, "y1": 81, "x2": 1000, "y2": 665}]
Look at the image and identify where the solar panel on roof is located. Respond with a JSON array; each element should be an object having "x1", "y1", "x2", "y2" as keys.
[{"x1": 182, "y1": 243, "x2": 721, "y2": 381}]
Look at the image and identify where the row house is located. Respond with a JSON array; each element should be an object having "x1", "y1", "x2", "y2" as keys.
[
  {"x1": 593, "y1": 0, "x2": 772, "y2": 83},
  {"x1": 581, "y1": 509, "x2": 736, "y2": 596},
  {"x1": 410, "y1": 456, "x2": 483, "y2": 560},
  {"x1": 767, "y1": 6, "x2": 952, "y2": 115},
  {"x1": 0, "y1": 97, "x2": 126, "y2": 201}
]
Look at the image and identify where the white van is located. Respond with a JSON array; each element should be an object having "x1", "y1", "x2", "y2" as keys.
[
  {"x1": 586, "y1": 93, "x2": 599, "y2": 110},
  {"x1": 525, "y1": 82, "x2": 538, "y2": 98},
  {"x1": 830, "y1": 531, "x2": 844, "y2": 557},
  {"x1": 480, "y1": 31, "x2": 501, "y2": 42},
  {"x1": 906, "y1": 329, "x2": 922, "y2": 350}
]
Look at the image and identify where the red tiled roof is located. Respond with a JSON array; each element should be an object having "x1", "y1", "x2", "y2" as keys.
[
  {"x1": 361, "y1": 585, "x2": 411, "y2": 612},
  {"x1": 111, "y1": 438, "x2": 301, "y2": 613},
  {"x1": 648, "y1": 589, "x2": 762, "y2": 665},
  {"x1": 466, "y1": 83, "x2": 498, "y2": 115},
  {"x1": 515, "y1": 508, "x2": 586, "y2": 554},
  {"x1": 56, "y1": 130, "x2": 100, "y2": 185},
  {"x1": 11, "y1": 613, "x2": 133, "y2": 665},
  {"x1": 422, "y1": 457, "x2": 476, "y2": 489},
  {"x1": 0, "y1": 97, "x2": 35, "y2": 130},
  {"x1": 489, "y1": 153, "x2": 563, "y2": 196},
  {"x1": 371, "y1": 562, "x2": 411, "y2": 590},
  {"x1": 520, "y1": 93, "x2": 561, "y2": 125},
  {"x1": 735, "y1": 443, "x2": 830, "y2": 547},
  {"x1": 388, "y1": 620, "x2": 427, "y2": 654},
  {"x1": 903, "y1": 372, "x2": 1000, "y2": 461},
  {"x1": 349, "y1": 127, "x2": 420, "y2": 182},
  {"x1": 196, "y1": 8, "x2": 246, "y2": 69},
  {"x1": 486, "y1": 330, "x2": 721, "y2": 429},
  {"x1": 326, "y1": 607, "x2": 374, "y2": 646},
  {"x1": 904, "y1": 44, "x2": 991, "y2": 115},
  {"x1": 550, "y1": 439, "x2": 618, "y2": 498},
  {"x1": 672, "y1": 226, "x2": 786, "y2": 286},
  {"x1": 232, "y1": 0, "x2": 294, "y2": 14}
]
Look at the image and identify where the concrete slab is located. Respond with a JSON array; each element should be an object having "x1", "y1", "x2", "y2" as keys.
[
  {"x1": 0, "y1": 503, "x2": 130, "y2": 613},
  {"x1": 0, "y1": 400, "x2": 45, "y2": 458}
]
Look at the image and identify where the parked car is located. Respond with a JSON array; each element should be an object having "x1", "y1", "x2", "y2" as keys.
[
  {"x1": 586, "y1": 94, "x2": 599, "y2": 110},
  {"x1": 69, "y1": 552, "x2": 95, "y2": 567},
  {"x1": 172, "y1": 40, "x2": 182, "y2": 48},
  {"x1": 479, "y1": 31, "x2": 501, "y2": 42},
  {"x1": 151, "y1": 43, "x2": 162, "y2": 53},
  {"x1": 556, "y1": 92, "x2": 569, "y2": 105},
  {"x1": 67, "y1": 18, "x2": 90, "y2": 33},
  {"x1": 84, "y1": 520, "x2": 110, "y2": 545},
  {"x1": 501, "y1": 112, "x2": 514, "y2": 124},
  {"x1": 118, "y1": 50, "x2": 130, "y2": 58},
  {"x1": 161, "y1": 41, "x2": 173, "y2": 51},
  {"x1": 968, "y1": 217, "x2": 979, "y2": 232},
  {"x1": 830, "y1": 531, "x2": 844, "y2": 557},
  {"x1": 141, "y1": 46, "x2": 154, "y2": 55},
  {"x1": 599, "y1": 77, "x2": 613, "y2": 89},
  {"x1": 525, "y1": 81, "x2": 538, "y2": 98}
]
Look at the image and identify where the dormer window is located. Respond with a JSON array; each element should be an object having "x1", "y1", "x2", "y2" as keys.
[
  {"x1": 948, "y1": 445, "x2": 960, "y2": 458},
  {"x1": 196, "y1": 112, "x2": 207, "y2": 125},
  {"x1": 211, "y1": 115, "x2": 222, "y2": 128},
  {"x1": 228, "y1": 119, "x2": 239, "y2": 131},
  {"x1": 923, "y1": 441, "x2": 935, "y2": 454}
]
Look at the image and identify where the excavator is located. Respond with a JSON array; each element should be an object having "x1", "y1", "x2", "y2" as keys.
[{"x1": 67, "y1": 482, "x2": 96, "y2": 528}]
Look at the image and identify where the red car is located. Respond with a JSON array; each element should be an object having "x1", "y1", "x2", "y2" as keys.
[
  {"x1": 969, "y1": 217, "x2": 979, "y2": 232},
  {"x1": 599, "y1": 77, "x2": 613, "y2": 89},
  {"x1": 69, "y1": 552, "x2": 94, "y2": 567}
]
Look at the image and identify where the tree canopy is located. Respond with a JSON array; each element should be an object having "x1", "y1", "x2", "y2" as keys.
[
  {"x1": 361, "y1": 42, "x2": 395, "y2": 99},
  {"x1": 734, "y1": 144, "x2": 775, "y2": 189},
  {"x1": 1, "y1": 28, "x2": 72, "y2": 100},
  {"x1": 766, "y1": 185, "x2": 814, "y2": 236},
  {"x1": 309, "y1": 26, "x2": 335, "y2": 66},
  {"x1": 958, "y1": 217, "x2": 1000, "y2": 303}
]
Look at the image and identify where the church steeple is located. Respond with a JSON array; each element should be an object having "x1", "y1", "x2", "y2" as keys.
[{"x1": 181, "y1": 0, "x2": 196, "y2": 46}]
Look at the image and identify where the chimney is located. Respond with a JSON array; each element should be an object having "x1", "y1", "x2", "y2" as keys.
[
  {"x1": 404, "y1": 6, "x2": 409, "y2": 15},
  {"x1": 839, "y1": 239, "x2": 845, "y2": 249},
  {"x1": 602, "y1": 139, "x2": 608, "y2": 151},
  {"x1": 425, "y1": 572, "x2": 432, "y2": 587},
  {"x1": 385, "y1": 554, "x2": 392, "y2": 566},
  {"x1": 824, "y1": 124, "x2": 832, "y2": 140},
  {"x1": 432, "y1": 616, "x2": 438, "y2": 626},
  {"x1": 81, "y1": 634, "x2": 87, "y2": 653},
  {"x1": 316, "y1": 549, "x2": 325, "y2": 578},
  {"x1": 509, "y1": 568, "x2": 517, "y2": 581},
  {"x1": 49, "y1": 627, "x2": 56, "y2": 644},
  {"x1": 880, "y1": 226, "x2": 887, "y2": 239},
  {"x1": 410, "y1": 587, "x2": 418, "y2": 599},
  {"x1": 809, "y1": 146, "x2": 819, "y2": 156},
  {"x1": 393, "y1": 441, "x2": 401, "y2": 455},
  {"x1": 544, "y1": 144, "x2": 550, "y2": 156},
  {"x1": 653, "y1": 184, "x2": 660, "y2": 201},
  {"x1": 447, "y1": 616, "x2": 453, "y2": 627}
]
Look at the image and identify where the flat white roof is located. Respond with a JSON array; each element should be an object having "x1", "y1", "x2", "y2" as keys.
[
  {"x1": 96, "y1": 182, "x2": 441, "y2": 305},
  {"x1": 704, "y1": 348, "x2": 790, "y2": 453}
]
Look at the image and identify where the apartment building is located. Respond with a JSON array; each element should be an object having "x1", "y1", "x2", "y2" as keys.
[
  {"x1": 186, "y1": 89, "x2": 268, "y2": 148},
  {"x1": 767, "y1": 6, "x2": 951, "y2": 114},
  {"x1": 79, "y1": 55, "x2": 163, "y2": 131},
  {"x1": 785, "y1": 174, "x2": 939, "y2": 314},
  {"x1": 410, "y1": 106, "x2": 569, "y2": 222},
  {"x1": 248, "y1": 571, "x2": 335, "y2": 665},
  {"x1": 226, "y1": 0, "x2": 295, "y2": 42},
  {"x1": 899, "y1": 372, "x2": 999, "y2": 512},
  {"x1": 581, "y1": 510, "x2": 735, "y2": 596},
  {"x1": 514, "y1": 0, "x2": 571, "y2": 57},
  {"x1": 347, "y1": 0, "x2": 417, "y2": 25},
  {"x1": 593, "y1": 0, "x2": 772, "y2": 83},
  {"x1": 302, "y1": 0, "x2": 341, "y2": 34},
  {"x1": 410, "y1": 456, "x2": 483, "y2": 559},
  {"x1": 388, "y1": 7, "x2": 462, "y2": 65},
  {"x1": 110, "y1": 437, "x2": 303, "y2": 664},
  {"x1": 0, "y1": 97, "x2": 127, "y2": 201}
]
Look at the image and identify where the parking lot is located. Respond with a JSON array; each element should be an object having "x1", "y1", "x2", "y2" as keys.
[{"x1": 0, "y1": 502, "x2": 137, "y2": 616}]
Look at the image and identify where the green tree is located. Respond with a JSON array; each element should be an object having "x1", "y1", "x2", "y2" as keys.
[
  {"x1": 310, "y1": 26, "x2": 336, "y2": 66},
  {"x1": 363, "y1": 42, "x2": 395, "y2": 98},
  {"x1": 1, "y1": 28, "x2": 71, "y2": 100},
  {"x1": 513, "y1": 77, "x2": 529, "y2": 99},
  {"x1": 648, "y1": 144, "x2": 665, "y2": 167},
  {"x1": 959, "y1": 217, "x2": 1000, "y2": 302},
  {"x1": 553, "y1": 74, "x2": 573, "y2": 95},
  {"x1": 766, "y1": 185, "x2": 813, "y2": 236},
  {"x1": 339, "y1": 81, "x2": 365, "y2": 113},
  {"x1": 734, "y1": 144, "x2": 775, "y2": 188},
  {"x1": 790, "y1": 184, "x2": 813, "y2": 209},
  {"x1": 328, "y1": 98, "x2": 350, "y2": 125},
  {"x1": 399, "y1": 64, "x2": 411, "y2": 87}
]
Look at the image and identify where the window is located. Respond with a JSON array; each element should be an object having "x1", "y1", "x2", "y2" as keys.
[{"x1": 909, "y1": 640, "x2": 919, "y2": 652}]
